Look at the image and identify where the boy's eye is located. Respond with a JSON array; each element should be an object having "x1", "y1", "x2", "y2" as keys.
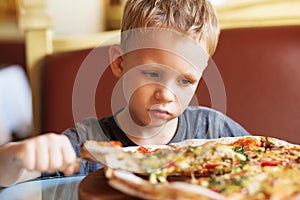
[
  {"x1": 142, "y1": 71, "x2": 160, "y2": 79},
  {"x1": 178, "y1": 79, "x2": 192, "y2": 86}
]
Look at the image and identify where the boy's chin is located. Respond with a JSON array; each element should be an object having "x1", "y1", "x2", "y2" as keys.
[{"x1": 141, "y1": 118, "x2": 174, "y2": 128}]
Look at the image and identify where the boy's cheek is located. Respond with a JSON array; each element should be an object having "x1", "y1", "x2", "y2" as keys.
[{"x1": 174, "y1": 86, "x2": 198, "y2": 108}]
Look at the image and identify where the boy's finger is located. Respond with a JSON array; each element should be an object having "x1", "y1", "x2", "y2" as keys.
[
  {"x1": 61, "y1": 137, "x2": 77, "y2": 164},
  {"x1": 49, "y1": 145, "x2": 63, "y2": 171},
  {"x1": 14, "y1": 141, "x2": 36, "y2": 171},
  {"x1": 60, "y1": 159, "x2": 81, "y2": 176},
  {"x1": 35, "y1": 137, "x2": 50, "y2": 171}
]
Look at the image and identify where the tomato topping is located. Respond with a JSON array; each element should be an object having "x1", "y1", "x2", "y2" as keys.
[
  {"x1": 167, "y1": 161, "x2": 177, "y2": 168},
  {"x1": 152, "y1": 148, "x2": 162, "y2": 152},
  {"x1": 137, "y1": 146, "x2": 151, "y2": 154},
  {"x1": 109, "y1": 141, "x2": 123, "y2": 147},
  {"x1": 261, "y1": 160, "x2": 278, "y2": 167},
  {"x1": 210, "y1": 187, "x2": 221, "y2": 193},
  {"x1": 231, "y1": 138, "x2": 259, "y2": 149},
  {"x1": 204, "y1": 163, "x2": 227, "y2": 170}
]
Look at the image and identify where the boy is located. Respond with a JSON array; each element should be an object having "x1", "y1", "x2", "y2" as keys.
[{"x1": 0, "y1": 0, "x2": 249, "y2": 187}]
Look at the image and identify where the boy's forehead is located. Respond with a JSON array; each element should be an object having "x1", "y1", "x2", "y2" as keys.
[{"x1": 121, "y1": 28, "x2": 209, "y2": 72}]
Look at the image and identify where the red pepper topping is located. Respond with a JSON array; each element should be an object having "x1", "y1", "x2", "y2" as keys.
[
  {"x1": 137, "y1": 146, "x2": 151, "y2": 154},
  {"x1": 110, "y1": 141, "x2": 123, "y2": 147},
  {"x1": 261, "y1": 160, "x2": 278, "y2": 167}
]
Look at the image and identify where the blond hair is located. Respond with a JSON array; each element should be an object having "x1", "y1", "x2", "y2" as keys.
[{"x1": 121, "y1": 0, "x2": 220, "y2": 56}]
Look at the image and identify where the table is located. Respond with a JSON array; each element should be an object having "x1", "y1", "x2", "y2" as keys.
[
  {"x1": 0, "y1": 175, "x2": 85, "y2": 200},
  {"x1": 0, "y1": 169, "x2": 140, "y2": 200},
  {"x1": 78, "y1": 169, "x2": 140, "y2": 200}
]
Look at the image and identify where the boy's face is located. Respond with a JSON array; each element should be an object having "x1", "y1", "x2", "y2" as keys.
[{"x1": 120, "y1": 48, "x2": 205, "y2": 127}]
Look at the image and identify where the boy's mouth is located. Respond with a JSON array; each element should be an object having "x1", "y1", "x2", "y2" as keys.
[{"x1": 148, "y1": 109, "x2": 170, "y2": 119}]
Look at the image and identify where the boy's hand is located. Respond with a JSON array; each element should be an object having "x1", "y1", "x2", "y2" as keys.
[{"x1": 13, "y1": 133, "x2": 80, "y2": 176}]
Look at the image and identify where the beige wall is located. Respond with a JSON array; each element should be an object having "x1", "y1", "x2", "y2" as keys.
[
  {"x1": 216, "y1": 0, "x2": 300, "y2": 29},
  {"x1": 47, "y1": 0, "x2": 106, "y2": 35}
]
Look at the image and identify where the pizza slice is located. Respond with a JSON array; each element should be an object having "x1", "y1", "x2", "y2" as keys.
[
  {"x1": 81, "y1": 139, "x2": 247, "y2": 182},
  {"x1": 80, "y1": 136, "x2": 300, "y2": 200}
]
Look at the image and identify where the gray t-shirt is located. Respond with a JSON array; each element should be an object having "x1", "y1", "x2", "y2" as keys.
[{"x1": 61, "y1": 106, "x2": 250, "y2": 175}]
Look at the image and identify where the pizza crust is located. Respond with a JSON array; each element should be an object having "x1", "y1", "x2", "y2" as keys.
[
  {"x1": 81, "y1": 141, "x2": 143, "y2": 172},
  {"x1": 106, "y1": 168, "x2": 226, "y2": 200},
  {"x1": 169, "y1": 136, "x2": 300, "y2": 149}
]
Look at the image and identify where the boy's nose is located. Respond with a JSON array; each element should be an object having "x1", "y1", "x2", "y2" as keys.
[{"x1": 154, "y1": 86, "x2": 175, "y2": 103}]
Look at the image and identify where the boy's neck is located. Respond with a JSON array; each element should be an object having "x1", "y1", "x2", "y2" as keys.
[{"x1": 116, "y1": 109, "x2": 178, "y2": 145}]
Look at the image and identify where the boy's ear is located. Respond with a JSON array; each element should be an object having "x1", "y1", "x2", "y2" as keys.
[{"x1": 109, "y1": 45, "x2": 124, "y2": 78}]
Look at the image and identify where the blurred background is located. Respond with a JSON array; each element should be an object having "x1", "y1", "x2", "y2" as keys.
[
  {"x1": 0, "y1": 0, "x2": 299, "y2": 145},
  {"x1": 1, "y1": 0, "x2": 299, "y2": 37}
]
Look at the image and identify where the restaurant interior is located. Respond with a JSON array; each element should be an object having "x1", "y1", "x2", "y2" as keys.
[
  {"x1": 0, "y1": 0, "x2": 300, "y2": 144},
  {"x1": 0, "y1": 0, "x2": 300, "y2": 199}
]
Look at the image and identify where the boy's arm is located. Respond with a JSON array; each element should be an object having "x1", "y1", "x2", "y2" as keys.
[
  {"x1": 0, "y1": 133, "x2": 79, "y2": 187},
  {"x1": 0, "y1": 142, "x2": 40, "y2": 187}
]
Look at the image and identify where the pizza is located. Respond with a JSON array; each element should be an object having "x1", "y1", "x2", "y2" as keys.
[{"x1": 81, "y1": 136, "x2": 300, "y2": 200}]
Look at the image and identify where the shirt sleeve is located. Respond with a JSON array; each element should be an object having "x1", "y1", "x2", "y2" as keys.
[
  {"x1": 209, "y1": 109, "x2": 251, "y2": 138},
  {"x1": 221, "y1": 115, "x2": 250, "y2": 137}
]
